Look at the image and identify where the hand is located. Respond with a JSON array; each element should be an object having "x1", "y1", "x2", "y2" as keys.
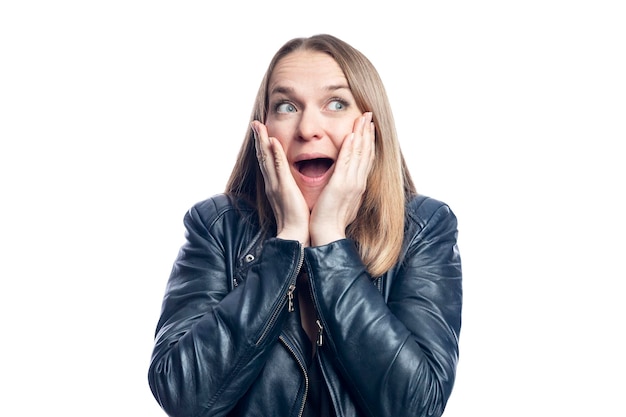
[
  {"x1": 309, "y1": 112, "x2": 376, "y2": 246},
  {"x1": 252, "y1": 121, "x2": 311, "y2": 245}
]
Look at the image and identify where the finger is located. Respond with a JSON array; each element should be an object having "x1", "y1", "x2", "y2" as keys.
[
  {"x1": 347, "y1": 112, "x2": 374, "y2": 181},
  {"x1": 268, "y1": 137, "x2": 292, "y2": 185},
  {"x1": 333, "y1": 114, "x2": 363, "y2": 179},
  {"x1": 252, "y1": 121, "x2": 265, "y2": 166},
  {"x1": 356, "y1": 116, "x2": 376, "y2": 180},
  {"x1": 252, "y1": 121, "x2": 277, "y2": 182},
  {"x1": 252, "y1": 121, "x2": 295, "y2": 193}
]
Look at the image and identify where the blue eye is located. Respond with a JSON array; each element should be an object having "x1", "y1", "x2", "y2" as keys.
[
  {"x1": 328, "y1": 99, "x2": 347, "y2": 111},
  {"x1": 276, "y1": 102, "x2": 297, "y2": 113}
]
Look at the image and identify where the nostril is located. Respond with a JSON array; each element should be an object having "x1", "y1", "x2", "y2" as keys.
[{"x1": 296, "y1": 114, "x2": 324, "y2": 141}]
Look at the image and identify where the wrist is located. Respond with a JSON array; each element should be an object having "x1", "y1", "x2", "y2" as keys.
[
  {"x1": 310, "y1": 231, "x2": 346, "y2": 247},
  {"x1": 277, "y1": 229, "x2": 310, "y2": 246}
]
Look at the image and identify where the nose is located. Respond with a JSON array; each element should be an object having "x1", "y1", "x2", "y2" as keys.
[{"x1": 296, "y1": 109, "x2": 324, "y2": 141}]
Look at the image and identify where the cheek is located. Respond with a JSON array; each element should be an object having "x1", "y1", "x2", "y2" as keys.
[
  {"x1": 330, "y1": 119, "x2": 357, "y2": 147},
  {"x1": 265, "y1": 123, "x2": 292, "y2": 150},
  {"x1": 265, "y1": 117, "x2": 291, "y2": 138}
]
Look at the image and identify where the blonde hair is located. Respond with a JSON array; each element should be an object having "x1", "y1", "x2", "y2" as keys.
[{"x1": 226, "y1": 34, "x2": 416, "y2": 277}]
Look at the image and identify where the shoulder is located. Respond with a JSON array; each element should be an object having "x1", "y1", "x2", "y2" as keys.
[
  {"x1": 403, "y1": 194, "x2": 459, "y2": 252},
  {"x1": 406, "y1": 194, "x2": 457, "y2": 228},
  {"x1": 185, "y1": 193, "x2": 257, "y2": 232}
]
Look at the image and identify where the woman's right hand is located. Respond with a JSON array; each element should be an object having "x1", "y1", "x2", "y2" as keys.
[{"x1": 252, "y1": 121, "x2": 311, "y2": 246}]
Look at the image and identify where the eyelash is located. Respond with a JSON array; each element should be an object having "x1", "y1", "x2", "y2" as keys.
[
  {"x1": 273, "y1": 100, "x2": 295, "y2": 113},
  {"x1": 272, "y1": 97, "x2": 350, "y2": 113},
  {"x1": 328, "y1": 97, "x2": 349, "y2": 110}
]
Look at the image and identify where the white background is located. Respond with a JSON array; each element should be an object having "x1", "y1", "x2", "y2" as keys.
[{"x1": 1, "y1": 1, "x2": 624, "y2": 416}]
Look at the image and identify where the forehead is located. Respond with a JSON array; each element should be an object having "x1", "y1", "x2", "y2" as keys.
[{"x1": 269, "y1": 50, "x2": 348, "y2": 90}]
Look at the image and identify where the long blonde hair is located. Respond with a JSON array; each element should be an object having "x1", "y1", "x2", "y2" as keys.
[{"x1": 226, "y1": 34, "x2": 416, "y2": 277}]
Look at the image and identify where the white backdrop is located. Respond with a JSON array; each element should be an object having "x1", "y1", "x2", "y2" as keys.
[{"x1": 1, "y1": 1, "x2": 624, "y2": 416}]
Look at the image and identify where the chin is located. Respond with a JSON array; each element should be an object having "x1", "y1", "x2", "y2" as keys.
[
  {"x1": 304, "y1": 196, "x2": 316, "y2": 212},
  {"x1": 302, "y1": 191, "x2": 321, "y2": 211}
]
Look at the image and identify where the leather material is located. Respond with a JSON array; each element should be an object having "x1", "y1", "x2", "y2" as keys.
[{"x1": 148, "y1": 193, "x2": 462, "y2": 417}]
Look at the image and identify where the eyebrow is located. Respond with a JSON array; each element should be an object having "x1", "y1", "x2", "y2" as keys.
[{"x1": 269, "y1": 84, "x2": 351, "y2": 96}]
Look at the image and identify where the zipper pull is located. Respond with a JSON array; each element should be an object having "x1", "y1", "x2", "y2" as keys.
[
  {"x1": 316, "y1": 319, "x2": 324, "y2": 347},
  {"x1": 287, "y1": 284, "x2": 296, "y2": 312}
]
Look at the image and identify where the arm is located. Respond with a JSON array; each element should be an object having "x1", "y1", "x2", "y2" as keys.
[
  {"x1": 307, "y1": 201, "x2": 462, "y2": 417},
  {"x1": 148, "y1": 200, "x2": 304, "y2": 417}
]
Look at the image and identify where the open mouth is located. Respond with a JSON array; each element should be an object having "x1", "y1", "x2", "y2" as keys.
[{"x1": 294, "y1": 158, "x2": 334, "y2": 178}]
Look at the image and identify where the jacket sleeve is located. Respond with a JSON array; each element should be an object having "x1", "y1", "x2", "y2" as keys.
[
  {"x1": 148, "y1": 200, "x2": 303, "y2": 417},
  {"x1": 306, "y1": 199, "x2": 462, "y2": 417}
]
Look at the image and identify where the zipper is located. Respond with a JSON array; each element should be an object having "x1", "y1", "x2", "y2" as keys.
[
  {"x1": 315, "y1": 319, "x2": 324, "y2": 347},
  {"x1": 289, "y1": 243, "x2": 305, "y2": 314},
  {"x1": 287, "y1": 284, "x2": 296, "y2": 312},
  {"x1": 304, "y1": 266, "x2": 324, "y2": 348},
  {"x1": 306, "y1": 271, "x2": 324, "y2": 347},
  {"x1": 375, "y1": 276, "x2": 384, "y2": 293},
  {"x1": 280, "y1": 335, "x2": 309, "y2": 417},
  {"x1": 255, "y1": 243, "x2": 304, "y2": 345}
]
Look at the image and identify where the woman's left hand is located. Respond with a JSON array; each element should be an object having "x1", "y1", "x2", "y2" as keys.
[{"x1": 309, "y1": 112, "x2": 376, "y2": 246}]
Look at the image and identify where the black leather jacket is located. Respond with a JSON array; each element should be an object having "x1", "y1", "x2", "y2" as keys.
[{"x1": 148, "y1": 193, "x2": 462, "y2": 417}]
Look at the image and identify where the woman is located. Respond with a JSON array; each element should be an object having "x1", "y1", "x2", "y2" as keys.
[{"x1": 148, "y1": 34, "x2": 462, "y2": 417}]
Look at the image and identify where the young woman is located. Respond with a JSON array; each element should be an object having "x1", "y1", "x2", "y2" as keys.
[{"x1": 148, "y1": 34, "x2": 462, "y2": 417}]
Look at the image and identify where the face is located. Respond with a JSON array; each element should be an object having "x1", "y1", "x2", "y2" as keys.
[{"x1": 265, "y1": 50, "x2": 363, "y2": 209}]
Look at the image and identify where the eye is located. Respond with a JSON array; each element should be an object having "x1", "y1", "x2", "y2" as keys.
[
  {"x1": 275, "y1": 102, "x2": 297, "y2": 113},
  {"x1": 327, "y1": 99, "x2": 348, "y2": 111}
]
